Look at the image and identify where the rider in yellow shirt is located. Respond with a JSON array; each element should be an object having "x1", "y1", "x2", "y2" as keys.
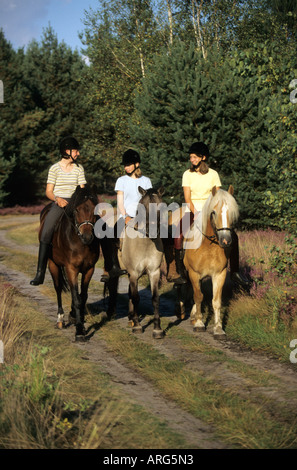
[{"x1": 172, "y1": 142, "x2": 249, "y2": 288}]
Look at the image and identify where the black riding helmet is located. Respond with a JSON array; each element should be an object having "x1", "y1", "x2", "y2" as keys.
[
  {"x1": 60, "y1": 136, "x2": 80, "y2": 159},
  {"x1": 188, "y1": 142, "x2": 209, "y2": 159},
  {"x1": 121, "y1": 149, "x2": 141, "y2": 166}
]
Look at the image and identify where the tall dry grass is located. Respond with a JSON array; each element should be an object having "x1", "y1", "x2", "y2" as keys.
[
  {"x1": 228, "y1": 230, "x2": 297, "y2": 359},
  {"x1": 0, "y1": 280, "x2": 129, "y2": 449}
]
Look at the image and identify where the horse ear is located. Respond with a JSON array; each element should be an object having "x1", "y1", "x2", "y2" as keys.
[
  {"x1": 138, "y1": 186, "x2": 146, "y2": 196},
  {"x1": 228, "y1": 185, "x2": 234, "y2": 195},
  {"x1": 212, "y1": 186, "x2": 217, "y2": 196},
  {"x1": 91, "y1": 184, "x2": 98, "y2": 194},
  {"x1": 158, "y1": 186, "x2": 165, "y2": 196}
]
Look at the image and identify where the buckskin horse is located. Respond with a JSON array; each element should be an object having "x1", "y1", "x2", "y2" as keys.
[
  {"x1": 118, "y1": 186, "x2": 165, "y2": 338},
  {"x1": 39, "y1": 184, "x2": 100, "y2": 341},
  {"x1": 182, "y1": 185, "x2": 239, "y2": 339}
]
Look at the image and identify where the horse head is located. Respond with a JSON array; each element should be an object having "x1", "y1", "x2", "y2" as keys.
[
  {"x1": 138, "y1": 186, "x2": 165, "y2": 239},
  {"x1": 66, "y1": 184, "x2": 98, "y2": 245},
  {"x1": 208, "y1": 185, "x2": 239, "y2": 248}
]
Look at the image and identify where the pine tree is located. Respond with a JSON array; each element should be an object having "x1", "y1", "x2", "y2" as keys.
[
  {"x1": 0, "y1": 30, "x2": 25, "y2": 205},
  {"x1": 9, "y1": 27, "x2": 89, "y2": 203},
  {"x1": 129, "y1": 41, "x2": 280, "y2": 225}
]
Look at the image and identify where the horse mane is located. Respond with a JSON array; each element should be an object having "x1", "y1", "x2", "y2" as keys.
[
  {"x1": 201, "y1": 188, "x2": 239, "y2": 234},
  {"x1": 65, "y1": 184, "x2": 98, "y2": 217}
]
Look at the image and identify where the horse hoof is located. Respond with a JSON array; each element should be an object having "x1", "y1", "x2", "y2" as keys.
[
  {"x1": 176, "y1": 312, "x2": 186, "y2": 321},
  {"x1": 68, "y1": 314, "x2": 76, "y2": 325},
  {"x1": 128, "y1": 320, "x2": 134, "y2": 328},
  {"x1": 56, "y1": 321, "x2": 64, "y2": 330},
  {"x1": 214, "y1": 332, "x2": 226, "y2": 340},
  {"x1": 193, "y1": 326, "x2": 206, "y2": 333},
  {"x1": 132, "y1": 325, "x2": 143, "y2": 334},
  {"x1": 153, "y1": 329, "x2": 164, "y2": 339},
  {"x1": 75, "y1": 334, "x2": 87, "y2": 342}
]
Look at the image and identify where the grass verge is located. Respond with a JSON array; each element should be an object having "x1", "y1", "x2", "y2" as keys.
[{"x1": 0, "y1": 278, "x2": 188, "y2": 449}]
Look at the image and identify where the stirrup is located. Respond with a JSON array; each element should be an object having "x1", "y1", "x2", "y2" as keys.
[
  {"x1": 172, "y1": 276, "x2": 187, "y2": 285},
  {"x1": 231, "y1": 272, "x2": 250, "y2": 288},
  {"x1": 100, "y1": 266, "x2": 127, "y2": 283}
]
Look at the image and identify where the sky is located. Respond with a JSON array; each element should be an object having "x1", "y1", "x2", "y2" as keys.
[{"x1": 0, "y1": 0, "x2": 101, "y2": 54}]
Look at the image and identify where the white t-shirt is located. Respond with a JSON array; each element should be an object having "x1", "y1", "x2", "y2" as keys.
[{"x1": 114, "y1": 175, "x2": 152, "y2": 217}]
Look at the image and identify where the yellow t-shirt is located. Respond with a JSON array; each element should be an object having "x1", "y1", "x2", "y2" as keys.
[{"x1": 182, "y1": 168, "x2": 222, "y2": 211}]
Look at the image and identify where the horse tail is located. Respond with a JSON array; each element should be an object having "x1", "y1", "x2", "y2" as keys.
[{"x1": 59, "y1": 266, "x2": 69, "y2": 293}]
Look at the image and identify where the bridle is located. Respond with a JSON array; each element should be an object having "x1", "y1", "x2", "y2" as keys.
[
  {"x1": 209, "y1": 210, "x2": 232, "y2": 244},
  {"x1": 75, "y1": 219, "x2": 95, "y2": 240},
  {"x1": 64, "y1": 207, "x2": 95, "y2": 244},
  {"x1": 195, "y1": 210, "x2": 232, "y2": 245}
]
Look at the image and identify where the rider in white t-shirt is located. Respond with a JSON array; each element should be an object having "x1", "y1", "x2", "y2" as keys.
[{"x1": 100, "y1": 149, "x2": 152, "y2": 282}]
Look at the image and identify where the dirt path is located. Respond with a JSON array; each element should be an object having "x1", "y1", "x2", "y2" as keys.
[
  {"x1": 1, "y1": 215, "x2": 297, "y2": 449},
  {"x1": 0, "y1": 219, "x2": 226, "y2": 449}
]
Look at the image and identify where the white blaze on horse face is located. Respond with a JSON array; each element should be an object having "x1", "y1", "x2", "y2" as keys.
[{"x1": 221, "y1": 202, "x2": 228, "y2": 228}]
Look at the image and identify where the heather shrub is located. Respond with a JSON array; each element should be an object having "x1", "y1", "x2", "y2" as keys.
[{"x1": 228, "y1": 229, "x2": 297, "y2": 359}]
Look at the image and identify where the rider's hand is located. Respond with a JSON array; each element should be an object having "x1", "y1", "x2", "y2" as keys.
[{"x1": 56, "y1": 197, "x2": 68, "y2": 208}]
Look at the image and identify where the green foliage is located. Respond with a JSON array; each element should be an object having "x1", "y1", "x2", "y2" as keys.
[
  {"x1": 130, "y1": 39, "x2": 297, "y2": 228},
  {"x1": 267, "y1": 235, "x2": 297, "y2": 284},
  {"x1": 1, "y1": 0, "x2": 297, "y2": 233},
  {"x1": 0, "y1": 27, "x2": 90, "y2": 205}
]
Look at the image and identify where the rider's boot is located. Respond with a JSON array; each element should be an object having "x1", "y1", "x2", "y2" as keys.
[
  {"x1": 100, "y1": 239, "x2": 127, "y2": 282},
  {"x1": 231, "y1": 271, "x2": 250, "y2": 288},
  {"x1": 30, "y1": 242, "x2": 50, "y2": 286}
]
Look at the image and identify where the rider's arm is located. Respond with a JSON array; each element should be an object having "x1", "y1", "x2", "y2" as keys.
[
  {"x1": 46, "y1": 183, "x2": 68, "y2": 208},
  {"x1": 183, "y1": 186, "x2": 196, "y2": 215},
  {"x1": 117, "y1": 191, "x2": 126, "y2": 218}
]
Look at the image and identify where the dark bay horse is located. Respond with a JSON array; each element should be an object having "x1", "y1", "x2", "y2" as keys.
[
  {"x1": 118, "y1": 186, "x2": 165, "y2": 338},
  {"x1": 40, "y1": 184, "x2": 99, "y2": 341},
  {"x1": 182, "y1": 185, "x2": 239, "y2": 339}
]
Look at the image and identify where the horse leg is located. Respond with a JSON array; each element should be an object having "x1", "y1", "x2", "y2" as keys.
[
  {"x1": 188, "y1": 269, "x2": 205, "y2": 332},
  {"x1": 149, "y1": 269, "x2": 164, "y2": 339},
  {"x1": 129, "y1": 275, "x2": 142, "y2": 333},
  {"x1": 48, "y1": 260, "x2": 65, "y2": 329},
  {"x1": 127, "y1": 283, "x2": 134, "y2": 327},
  {"x1": 212, "y1": 269, "x2": 227, "y2": 339},
  {"x1": 80, "y1": 267, "x2": 94, "y2": 326},
  {"x1": 106, "y1": 276, "x2": 119, "y2": 319},
  {"x1": 66, "y1": 267, "x2": 85, "y2": 341}
]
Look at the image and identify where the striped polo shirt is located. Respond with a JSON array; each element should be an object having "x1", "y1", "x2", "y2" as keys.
[{"x1": 47, "y1": 162, "x2": 87, "y2": 198}]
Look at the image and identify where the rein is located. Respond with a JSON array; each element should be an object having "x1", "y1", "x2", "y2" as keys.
[
  {"x1": 131, "y1": 222, "x2": 160, "y2": 240},
  {"x1": 195, "y1": 212, "x2": 232, "y2": 245}
]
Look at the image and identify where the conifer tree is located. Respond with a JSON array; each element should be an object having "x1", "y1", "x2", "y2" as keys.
[
  {"x1": 130, "y1": 41, "x2": 277, "y2": 225},
  {"x1": 3, "y1": 27, "x2": 89, "y2": 204},
  {"x1": 0, "y1": 30, "x2": 24, "y2": 204}
]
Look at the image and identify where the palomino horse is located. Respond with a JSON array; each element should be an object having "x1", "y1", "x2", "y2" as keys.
[
  {"x1": 119, "y1": 186, "x2": 165, "y2": 338},
  {"x1": 40, "y1": 185, "x2": 100, "y2": 341},
  {"x1": 183, "y1": 185, "x2": 239, "y2": 339}
]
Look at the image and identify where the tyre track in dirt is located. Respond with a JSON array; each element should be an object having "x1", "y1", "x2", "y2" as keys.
[{"x1": 0, "y1": 223, "x2": 227, "y2": 450}]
